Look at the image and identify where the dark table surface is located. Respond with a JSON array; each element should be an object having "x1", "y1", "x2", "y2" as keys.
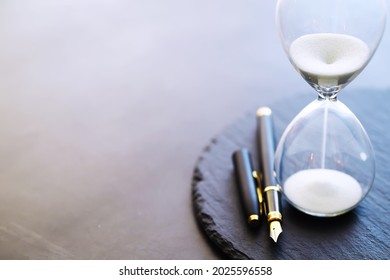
[{"x1": 0, "y1": 0, "x2": 389, "y2": 259}]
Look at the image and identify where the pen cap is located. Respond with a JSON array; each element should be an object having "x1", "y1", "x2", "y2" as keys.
[{"x1": 232, "y1": 149, "x2": 261, "y2": 227}]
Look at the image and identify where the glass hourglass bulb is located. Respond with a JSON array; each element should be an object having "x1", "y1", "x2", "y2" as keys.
[{"x1": 274, "y1": 0, "x2": 387, "y2": 217}]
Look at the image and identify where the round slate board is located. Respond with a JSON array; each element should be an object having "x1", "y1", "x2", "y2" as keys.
[{"x1": 192, "y1": 89, "x2": 390, "y2": 260}]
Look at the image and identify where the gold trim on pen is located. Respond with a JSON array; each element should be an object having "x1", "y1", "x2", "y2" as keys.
[
  {"x1": 248, "y1": 214, "x2": 260, "y2": 224},
  {"x1": 267, "y1": 211, "x2": 282, "y2": 222},
  {"x1": 252, "y1": 171, "x2": 264, "y2": 215},
  {"x1": 263, "y1": 185, "x2": 282, "y2": 193},
  {"x1": 252, "y1": 171, "x2": 264, "y2": 204}
]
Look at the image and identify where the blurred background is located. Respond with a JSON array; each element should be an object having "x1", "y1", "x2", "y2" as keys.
[{"x1": 0, "y1": 0, "x2": 389, "y2": 259}]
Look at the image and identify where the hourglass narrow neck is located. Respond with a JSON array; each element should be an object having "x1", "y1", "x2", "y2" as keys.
[
  {"x1": 315, "y1": 85, "x2": 340, "y2": 101},
  {"x1": 317, "y1": 93, "x2": 338, "y2": 102}
]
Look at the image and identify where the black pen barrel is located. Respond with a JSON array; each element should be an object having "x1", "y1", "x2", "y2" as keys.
[
  {"x1": 232, "y1": 149, "x2": 261, "y2": 226},
  {"x1": 257, "y1": 107, "x2": 277, "y2": 188}
]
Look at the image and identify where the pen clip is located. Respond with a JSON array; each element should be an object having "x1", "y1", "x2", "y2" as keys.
[{"x1": 252, "y1": 170, "x2": 264, "y2": 217}]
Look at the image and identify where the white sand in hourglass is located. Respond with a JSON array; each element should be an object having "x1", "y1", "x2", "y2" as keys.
[
  {"x1": 284, "y1": 169, "x2": 362, "y2": 215},
  {"x1": 289, "y1": 33, "x2": 370, "y2": 87}
]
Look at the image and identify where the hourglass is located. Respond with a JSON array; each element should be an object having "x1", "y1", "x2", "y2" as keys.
[{"x1": 274, "y1": 0, "x2": 387, "y2": 216}]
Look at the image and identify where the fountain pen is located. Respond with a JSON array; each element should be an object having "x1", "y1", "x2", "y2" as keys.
[{"x1": 256, "y1": 107, "x2": 283, "y2": 242}]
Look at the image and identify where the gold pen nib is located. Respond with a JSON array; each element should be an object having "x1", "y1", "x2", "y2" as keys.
[{"x1": 269, "y1": 221, "x2": 282, "y2": 242}]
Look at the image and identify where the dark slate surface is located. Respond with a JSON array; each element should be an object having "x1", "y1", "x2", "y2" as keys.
[{"x1": 192, "y1": 89, "x2": 390, "y2": 260}]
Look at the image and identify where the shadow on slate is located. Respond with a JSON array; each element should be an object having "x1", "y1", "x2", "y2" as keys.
[{"x1": 192, "y1": 88, "x2": 390, "y2": 260}]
